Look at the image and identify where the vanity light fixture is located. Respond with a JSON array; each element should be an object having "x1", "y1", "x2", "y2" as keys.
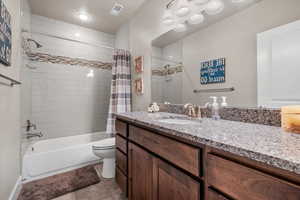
[
  {"x1": 194, "y1": 0, "x2": 209, "y2": 5},
  {"x1": 175, "y1": 0, "x2": 191, "y2": 17},
  {"x1": 205, "y1": 0, "x2": 225, "y2": 15},
  {"x1": 188, "y1": 13, "x2": 204, "y2": 25},
  {"x1": 174, "y1": 23, "x2": 188, "y2": 32},
  {"x1": 162, "y1": 0, "x2": 233, "y2": 32},
  {"x1": 162, "y1": 9, "x2": 175, "y2": 25},
  {"x1": 231, "y1": 0, "x2": 247, "y2": 3}
]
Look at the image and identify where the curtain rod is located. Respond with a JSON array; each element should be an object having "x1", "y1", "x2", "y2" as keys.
[{"x1": 21, "y1": 29, "x2": 115, "y2": 51}]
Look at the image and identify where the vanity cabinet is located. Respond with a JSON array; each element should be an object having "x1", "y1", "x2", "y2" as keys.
[
  {"x1": 128, "y1": 143, "x2": 154, "y2": 200},
  {"x1": 128, "y1": 141, "x2": 201, "y2": 200},
  {"x1": 115, "y1": 119, "x2": 300, "y2": 200},
  {"x1": 207, "y1": 154, "x2": 300, "y2": 200},
  {"x1": 115, "y1": 120, "x2": 128, "y2": 196},
  {"x1": 153, "y1": 158, "x2": 201, "y2": 200}
]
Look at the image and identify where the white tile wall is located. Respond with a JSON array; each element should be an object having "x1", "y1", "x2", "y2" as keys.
[
  {"x1": 21, "y1": 15, "x2": 115, "y2": 140},
  {"x1": 151, "y1": 41, "x2": 183, "y2": 104}
]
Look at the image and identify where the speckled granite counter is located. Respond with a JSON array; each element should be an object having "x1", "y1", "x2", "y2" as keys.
[{"x1": 116, "y1": 112, "x2": 300, "y2": 175}]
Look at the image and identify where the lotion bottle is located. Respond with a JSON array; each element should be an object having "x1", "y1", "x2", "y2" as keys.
[{"x1": 210, "y1": 96, "x2": 220, "y2": 120}]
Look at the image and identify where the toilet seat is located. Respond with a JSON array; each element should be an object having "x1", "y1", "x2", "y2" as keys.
[{"x1": 92, "y1": 137, "x2": 115, "y2": 150}]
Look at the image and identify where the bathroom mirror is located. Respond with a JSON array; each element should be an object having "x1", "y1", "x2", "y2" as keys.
[
  {"x1": 151, "y1": 17, "x2": 300, "y2": 109},
  {"x1": 151, "y1": 34, "x2": 184, "y2": 104}
]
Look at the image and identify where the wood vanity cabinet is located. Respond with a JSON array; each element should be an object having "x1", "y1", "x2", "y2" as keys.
[
  {"x1": 153, "y1": 158, "x2": 201, "y2": 200},
  {"x1": 128, "y1": 143, "x2": 154, "y2": 200},
  {"x1": 115, "y1": 119, "x2": 300, "y2": 200},
  {"x1": 128, "y1": 142, "x2": 201, "y2": 200}
]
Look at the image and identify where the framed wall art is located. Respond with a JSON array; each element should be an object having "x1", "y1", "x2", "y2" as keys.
[
  {"x1": 200, "y1": 58, "x2": 225, "y2": 85},
  {"x1": 0, "y1": 0, "x2": 12, "y2": 66},
  {"x1": 134, "y1": 78, "x2": 144, "y2": 95},
  {"x1": 134, "y1": 56, "x2": 143, "y2": 73}
]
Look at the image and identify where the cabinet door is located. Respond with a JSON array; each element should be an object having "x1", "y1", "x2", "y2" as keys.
[
  {"x1": 128, "y1": 143, "x2": 154, "y2": 200},
  {"x1": 154, "y1": 159, "x2": 201, "y2": 200}
]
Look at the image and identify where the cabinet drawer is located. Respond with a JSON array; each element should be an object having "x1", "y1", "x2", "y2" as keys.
[
  {"x1": 116, "y1": 167, "x2": 127, "y2": 196},
  {"x1": 116, "y1": 120, "x2": 127, "y2": 137},
  {"x1": 129, "y1": 125, "x2": 200, "y2": 177},
  {"x1": 116, "y1": 135, "x2": 127, "y2": 154},
  {"x1": 207, "y1": 154, "x2": 300, "y2": 200},
  {"x1": 116, "y1": 150, "x2": 127, "y2": 174},
  {"x1": 207, "y1": 189, "x2": 229, "y2": 200}
]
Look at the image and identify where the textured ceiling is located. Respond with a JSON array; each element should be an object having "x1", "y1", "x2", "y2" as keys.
[{"x1": 29, "y1": 0, "x2": 147, "y2": 34}]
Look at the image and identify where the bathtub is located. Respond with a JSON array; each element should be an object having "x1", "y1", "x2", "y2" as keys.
[{"x1": 22, "y1": 132, "x2": 110, "y2": 182}]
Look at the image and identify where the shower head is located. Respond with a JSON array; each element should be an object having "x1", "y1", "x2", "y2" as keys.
[{"x1": 27, "y1": 38, "x2": 43, "y2": 48}]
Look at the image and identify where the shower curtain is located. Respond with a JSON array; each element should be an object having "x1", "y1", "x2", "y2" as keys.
[{"x1": 106, "y1": 49, "x2": 132, "y2": 134}]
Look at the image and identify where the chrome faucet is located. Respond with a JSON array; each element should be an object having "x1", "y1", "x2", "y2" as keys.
[
  {"x1": 25, "y1": 120, "x2": 37, "y2": 132},
  {"x1": 184, "y1": 103, "x2": 202, "y2": 119},
  {"x1": 26, "y1": 132, "x2": 43, "y2": 139},
  {"x1": 184, "y1": 103, "x2": 196, "y2": 118}
]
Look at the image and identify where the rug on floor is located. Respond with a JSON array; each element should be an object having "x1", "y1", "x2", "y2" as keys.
[{"x1": 17, "y1": 165, "x2": 101, "y2": 200}]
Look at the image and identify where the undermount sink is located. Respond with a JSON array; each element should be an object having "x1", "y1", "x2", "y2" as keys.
[{"x1": 157, "y1": 118, "x2": 201, "y2": 125}]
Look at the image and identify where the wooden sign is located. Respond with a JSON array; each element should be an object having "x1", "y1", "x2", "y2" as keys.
[
  {"x1": 134, "y1": 56, "x2": 143, "y2": 73},
  {"x1": 0, "y1": 0, "x2": 12, "y2": 66},
  {"x1": 134, "y1": 78, "x2": 144, "y2": 95},
  {"x1": 200, "y1": 58, "x2": 225, "y2": 85}
]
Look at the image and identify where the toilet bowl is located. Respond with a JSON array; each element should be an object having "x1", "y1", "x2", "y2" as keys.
[{"x1": 92, "y1": 137, "x2": 115, "y2": 178}]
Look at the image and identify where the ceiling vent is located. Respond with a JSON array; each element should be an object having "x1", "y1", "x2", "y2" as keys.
[{"x1": 110, "y1": 3, "x2": 124, "y2": 16}]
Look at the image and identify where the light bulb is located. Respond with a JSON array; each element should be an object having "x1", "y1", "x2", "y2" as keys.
[
  {"x1": 174, "y1": 23, "x2": 187, "y2": 32},
  {"x1": 188, "y1": 13, "x2": 204, "y2": 25},
  {"x1": 175, "y1": 0, "x2": 191, "y2": 17},
  {"x1": 162, "y1": 10, "x2": 174, "y2": 26},
  {"x1": 163, "y1": 19, "x2": 174, "y2": 26},
  {"x1": 194, "y1": 0, "x2": 209, "y2": 5},
  {"x1": 232, "y1": 0, "x2": 246, "y2": 3},
  {"x1": 205, "y1": 0, "x2": 224, "y2": 15}
]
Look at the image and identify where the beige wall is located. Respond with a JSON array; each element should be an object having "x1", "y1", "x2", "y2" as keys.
[
  {"x1": 124, "y1": 0, "x2": 300, "y2": 109},
  {"x1": 0, "y1": 0, "x2": 21, "y2": 199},
  {"x1": 127, "y1": 0, "x2": 173, "y2": 111},
  {"x1": 115, "y1": 22, "x2": 130, "y2": 50},
  {"x1": 182, "y1": 0, "x2": 300, "y2": 107}
]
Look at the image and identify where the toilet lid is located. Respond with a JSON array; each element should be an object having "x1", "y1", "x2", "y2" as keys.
[{"x1": 92, "y1": 137, "x2": 115, "y2": 150}]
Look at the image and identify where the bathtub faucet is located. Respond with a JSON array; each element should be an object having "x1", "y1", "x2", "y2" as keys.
[{"x1": 26, "y1": 132, "x2": 43, "y2": 139}]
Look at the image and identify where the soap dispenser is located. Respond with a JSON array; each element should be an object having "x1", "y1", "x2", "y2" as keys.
[
  {"x1": 221, "y1": 96, "x2": 228, "y2": 107},
  {"x1": 210, "y1": 96, "x2": 220, "y2": 120}
]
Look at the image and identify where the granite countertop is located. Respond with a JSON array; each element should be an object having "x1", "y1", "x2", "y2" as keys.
[{"x1": 116, "y1": 112, "x2": 300, "y2": 175}]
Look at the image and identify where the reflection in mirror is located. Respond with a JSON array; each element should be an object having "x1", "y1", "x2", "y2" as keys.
[{"x1": 151, "y1": 36, "x2": 183, "y2": 104}]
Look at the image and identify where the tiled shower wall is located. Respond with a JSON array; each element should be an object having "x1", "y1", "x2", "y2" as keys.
[
  {"x1": 21, "y1": 15, "x2": 115, "y2": 140},
  {"x1": 151, "y1": 41, "x2": 183, "y2": 104}
]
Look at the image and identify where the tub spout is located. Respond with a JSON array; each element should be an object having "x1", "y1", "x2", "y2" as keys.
[{"x1": 26, "y1": 132, "x2": 43, "y2": 139}]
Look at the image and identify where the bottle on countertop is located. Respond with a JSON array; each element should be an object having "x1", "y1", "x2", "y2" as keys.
[
  {"x1": 221, "y1": 96, "x2": 228, "y2": 107},
  {"x1": 210, "y1": 96, "x2": 220, "y2": 120}
]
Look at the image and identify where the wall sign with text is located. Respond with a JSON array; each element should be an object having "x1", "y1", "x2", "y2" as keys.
[
  {"x1": 0, "y1": 0, "x2": 12, "y2": 66},
  {"x1": 200, "y1": 58, "x2": 225, "y2": 85}
]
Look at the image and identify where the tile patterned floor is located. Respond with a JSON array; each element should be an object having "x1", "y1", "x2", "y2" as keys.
[{"x1": 52, "y1": 165, "x2": 127, "y2": 200}]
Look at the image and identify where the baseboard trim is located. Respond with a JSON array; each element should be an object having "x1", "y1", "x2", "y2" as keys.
[{"x1": 8, "y1": 176, "x2": 22, "y2": 200}]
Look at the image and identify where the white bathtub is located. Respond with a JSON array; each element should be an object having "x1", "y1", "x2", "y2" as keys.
[{"x1": 22, "y1": 132, "x2": 110, "y2": 182}]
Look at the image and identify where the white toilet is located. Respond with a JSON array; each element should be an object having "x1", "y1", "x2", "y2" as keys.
[{"x1": 92, "y1": 137, "x2": 116, "y2": 179}]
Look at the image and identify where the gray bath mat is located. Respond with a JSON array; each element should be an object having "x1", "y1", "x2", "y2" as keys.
[{"x1": 17, "y1": 164, "x2": 101, "y2": 200}]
